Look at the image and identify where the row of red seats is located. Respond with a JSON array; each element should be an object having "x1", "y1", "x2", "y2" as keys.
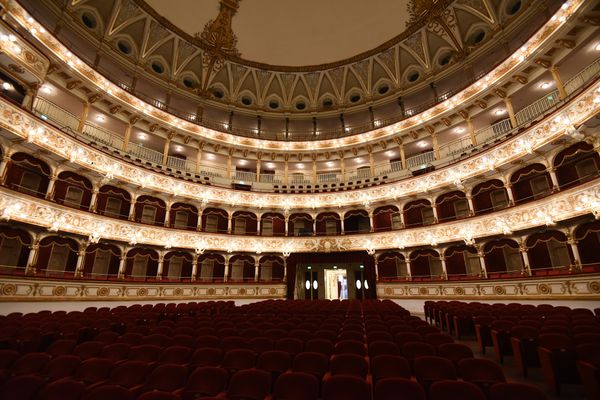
[{"x1": 425, "y1": 300, "x2": 600, "y2": 399}]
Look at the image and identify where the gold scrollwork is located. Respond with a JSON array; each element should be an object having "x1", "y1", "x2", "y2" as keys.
[
  {"x1": 1, "y1": 284, "x2": 17, "y2": 296},
  {"x1": 52, "y1": 286, "x2": 66, "y2": 296},
  {"x1": 137, "y1": 288, "x2": 148, "y2": 297},
  {"x1": 207, "y1": 288, "x2": 216, "y2": 295},
  {"x1": 419, "y1": 287, "x2": 428, "y2": 295},
  {"x1": 454, "y1": 287, "x2": 465, "y2": 295},
  {"x1": 493, "y1": 285, "x2": 506, "y2": 295},
  {"x1": 97, "y1": 287, "x2": 109, "y2": 296},
  {"x1": 538, "y1": 283, "x2": 552, "y2": 295},
  {"x1": 173, "y1": 288, "x2": 183, "y2": 296},
  {"x1": 588, "y1": 281, "x2": 600, "y2": 294}
]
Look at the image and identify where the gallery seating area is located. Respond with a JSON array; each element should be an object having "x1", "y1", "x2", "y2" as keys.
[{"x1": 1, "y1": 299, "x2": 594, "y2": 399}]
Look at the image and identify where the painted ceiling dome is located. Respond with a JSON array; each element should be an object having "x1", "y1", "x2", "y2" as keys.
[{"x1": 32, "y1": 0, "x2": 535, "y2": 118}]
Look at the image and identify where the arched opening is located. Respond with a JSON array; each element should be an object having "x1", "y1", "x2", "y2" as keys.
[
  {"x1": 232, "y1": 211, "x2": 258, "y2": 235},
  {"x1": 258, "y1": 255, "x2": 285, "y2": 282},
  {"x1": 198, "y1": 253, "x2": 225, "y2": 282},
  {"x1": 0, "y1": 226, "x2": 31, "y2": 274},
  {"x1": 444, "y1": 245, "x2": 481, "y2": 280},
  {"x1": 288, "y1": 213, "x2": 313, "y2": 236},
  {"x1": 260, "y1": 213, "x2": 285, "y2": 236},
  {"x1": 483, "y1": 238, "x2": 523, "y2": 278},
  {"x1": 510, "y1": 163, "x2": 551, "y2": 205},
  {"x1": 83, "y1": 243, "x2": 120, "y2": 280},
  {"x1": 125, "y1": 248, "x2": 159, "y2": 281},
  {"x1": 403, "y1": 199, "x2": 434, "y2": 227},
  {"x1": 343, "y1": 209, "x2": 371, "y2": 234},
  {"x1": 554, "y1": 142, "x2": 600, "y2": 190},
  {"x1": 164, "y1": 251, "x2": 193, "y2": 281},
  {"x1": 201, "y1": 208, "x2": 228, "y2": 234},
  {"x1": 53, "y1": 171, "x2": 93, "y2": 210},
  {"x1": 574, "y1": 220, "x2": 600, "y2": 272},
  {"x1": 228, "y1": 254, "x2": 255, "y2": 282},
  {"x1": 410, "y1": 249, "x2": 442, "y2": 281},
  {"x1": 372, "y1": 205, "x2": 402, "y2": 232},
  {"x1": 169, "y1": 203, "x2": 198, "y2": 230},
  {"x1": 36, "y1": 236, "x2": 79, "y2": 277},
  {"x1": 471, "y1": 179, "x2": 509, "y2": 215},
  {"x1": 377, "y1": 252, "x2": 408, "y2": 281},
  {"x1": 526, "y1": 230, "x2": 573, "y2": 276},
  {"x1": 96, "y1": 185, "x2": 131, "y2": 220},
  {"x1": 436, "y1": 191, "x2": 470, "y2": 222},
  {"x1": 316, "y1": 212, "x2": 342, "y2": 236},
  {"x1": 4, "y1": 153, "x2": 51, "y2": 198},
  {"x1": 134, "y1": 195, "x2": 166, "y2": 226}
]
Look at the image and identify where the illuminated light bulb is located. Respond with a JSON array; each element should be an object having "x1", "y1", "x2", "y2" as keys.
[
  {"x1": 2, "y1": 82, "x2": 11, "y2": 90},
  {"x1": 12, "y1": 45, "x2": 21, "y2": 54},
  {"x1": 8, "y1": 34, "x2": 16, "y2": 42}
]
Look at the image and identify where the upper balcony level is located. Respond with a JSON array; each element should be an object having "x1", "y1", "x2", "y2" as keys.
[{"x1": 15, "y1": 0, "x2": 568, "y2": 141}]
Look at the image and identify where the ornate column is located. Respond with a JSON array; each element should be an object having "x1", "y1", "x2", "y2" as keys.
[
  {"x1": 496, "y1": 89, "x2": 517, "y2": 128},
  {"x1": 368, "y1": 210, "x2": 374, "y2": 232},
  {"x1": 227, "y1": 212, "x2": 233, "y2": 234},
  {"x1": 162, "y1": 131, "x2": 174, "y2": 165},
  {"x1": 128, "y1": 198, "x2": 137, "y2": 221},
  {"x1": 399, "y1": 142, "x2": 407, "y2": 170},
  {"x1": 466, "y1": 194, "x2": 475, "y2": 216},
  {"x1": 519, "y1": 243, "x2": 532, "y2": 276},
  {"x1": 284, "y1": 157, "x2": 289, "y2": 185},
  {"x1": 77, "y1": 101, "x2": 90, "y2": 133},
  {"x1": 404, "y1": 255, "x2": 412, "y2": 280},
  {"x1": 196, "y1": 146, "x2": 203, "y2": 174},
  {"x1": 567, "y1": 234, "x2": 582, "y2": 271},
  {"x1": 223, "y1": 255, "x2": 230, "y2": 282},
  {"x1": 476, "y1": 245, "x2": 488, "y2": 279},
  {"x1": 312, "y1": 217, "x2": 317, "y2": 236},
  {"x1": 430, "y1": 128, "x2": 440, "y2": 160},
  {"x1": 368, "y1": 147, "x2": 375, "y2": 177},
  {"x1": 156, "y1": 253, "x2": 164, "y2": 280},
  {"x1": 45, "y1": 174, "x2": 57, "y2": 200},
  {"x1": 284, "y1": 216, "x2": 289, "y2": 236},
  {"x1": 431, "y1": 203, "x2": 439, "y2": 223},
  {"x1": 283, "y1": 257, "x2": 287, "y2": 281},
  {"x1": 504, "y1": 183, "x2": 515, "y2": 206},
  {"x1": 339, "y1": 212, "x2": 345, "y2": 235},
  {"x1": 89, "y1": 187, "x2": 99, "y2": 212},
  {"x1": 548, "y1": 167, "x2": 560, "y2": 192},
  {"x1": 439, "y1": 255, "x2": 448, "y2": 280},
  {"x1": 122, "y1": 119, "x2": 136, "y2": 152},
  {"x1": 312, "y1": 158, "x2": 317, "y2": 185},
  {"x1": 191, "y1": 254, "x2": 199, "y2": 281},
  {"x1": 550, "y1": 66, "x2": 567, "y2": 100},
  {"x1": 25, "y1": 237, "x2": 40, "y2": 275},
  {"x1": 164, "y1": 202, "x2": 172, "y2": 227},
  {"x1": 256, "y1": 158, "x2": 261, "y2": 182},
  {"x1": 374, "y1": 253, "x2": 380, "y2": 280},
  {"x1": 227, "y1": 154, "x2": 233, "y2": 179},
  {"x1": 75, "y1": 244, "x2": 86, "y2": 277},
  {"x1": 398, "y1": 208, "x2": 406, "y2": 228},
  {"x1": 0, "y1": 154, "x2": 11, "y2": 184},
  {"x1": 22, "y1": 83, "x2": 40, "y2": 110},
  {"x1": 254, "y1": 259, "x2": 260, "y2": 282},
  {"x1": 256, "y1": 214, "x2": 262, "y2": 236},
  {"x1": 118, "y1": 254, "x2": 127, "y2": 279}
]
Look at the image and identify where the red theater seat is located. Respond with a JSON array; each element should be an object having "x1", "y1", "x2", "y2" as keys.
[
  {"x1": 36, "y1": 378, "x2": 86, "y2": 400},
  {"x1": 226, "y1": 369, "x2": 271, "y2": 400},
  {"x1": 489, "y1": 382, "x2": 548, "y2": 400},
  {"x1": 292, "y1": 352, "x2": 329, "y2": 380},
  {"x1": 322, "y1": 375, "x2": 371, "y2": 400},
  {"x1": 429, "y1": 380, "x2": 486, "y2": 400},
  {"x1": 273, "y1": 372, "x2": 319, "y2": 400},
  {"x1": 177, "y1": 366, "x2": 228, "y2": 400},
  {"x1": 374, "y1": 377, "x2": 425, "y2": 400}
]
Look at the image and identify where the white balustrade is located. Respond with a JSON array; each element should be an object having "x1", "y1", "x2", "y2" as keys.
[
  {"x1": 33, "y1": 97, "x2": 79, "y2": 131},
  {"x1": 127, "y1": 142, "x2": 163, "y2": 165},
  {"x1": 406, "y1": 151, "x2": 435, "y2": 169},
  {"x1": 515, "y1": 90, "x2": 560, "y2": 126}
]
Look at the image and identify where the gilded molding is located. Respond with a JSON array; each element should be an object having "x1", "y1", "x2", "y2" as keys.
[
  {"x1": 1, "y1": 178, "x2": 599, "y2": 254},
  {"x1": 377, "y1": 274, "x2": 600, "y2": 300},
  {"x1": 0, "y1": 78, "x2": 598, "y2": 209},
  {"x1": 0, "y1": 22, "x2": 50, "y2": 83},
  {"x1": 0, "y1": 276, "x2": 286, "y2": 302},
  {"x1": 0, "y1": 0, "x2": 586, "y2": 150}
]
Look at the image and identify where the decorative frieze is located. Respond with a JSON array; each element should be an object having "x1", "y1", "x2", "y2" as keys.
[
  {"x1": 377, "y1": 274, "x2": 600, "y2": 300},
  {"x1": 1, "y1": 178, "x2": 599, "y2": 254},
  {"x1": 0, "y1": 78, "x2": 598, "y2": 210},
  {"x1": 0, "y1": 276, "x2": 286, "y2": 301}
]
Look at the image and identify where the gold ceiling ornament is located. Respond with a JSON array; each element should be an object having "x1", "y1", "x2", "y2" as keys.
[
  {"x1": 406, "y1": 0, "x2": 463, "y2": 55},
  {"x1": 197, "y1": 0, "x2": 242, "y2": 90}
]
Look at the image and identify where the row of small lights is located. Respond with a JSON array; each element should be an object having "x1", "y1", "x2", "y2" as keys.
[{"x1": 6, "y1": 0, "x2": 583, "y2": 152}]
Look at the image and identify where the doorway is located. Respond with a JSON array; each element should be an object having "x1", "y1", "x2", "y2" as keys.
[{"x1": 324, "y1": 268, "x2": 348, "y2": 300}]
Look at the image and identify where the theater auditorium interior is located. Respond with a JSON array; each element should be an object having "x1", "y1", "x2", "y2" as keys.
[{"x1": 0, "y1": 0, "x2": 599, "y2": 399}]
